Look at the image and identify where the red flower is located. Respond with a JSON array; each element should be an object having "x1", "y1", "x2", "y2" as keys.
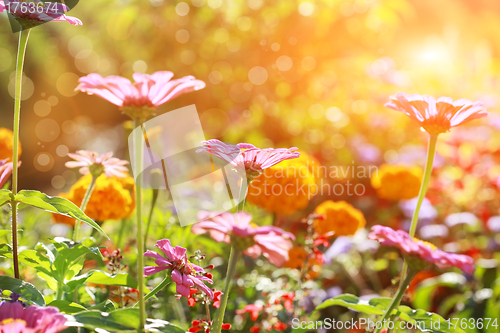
[
  {"x1": 273, "y1": 321, "x2": 287, "y2": 331},
  {"x1": 213, "y1": 290, "x2": 223, "y2": 309},
  {"x1": 250, "y1": 326, "x2": 260, "y2": 333},
  {"x1": 281, "y1": 292, "x2": 295, "y2": 310},
  {"x1": 236, "y1": 304, "x2": 263, "y2": 321}
]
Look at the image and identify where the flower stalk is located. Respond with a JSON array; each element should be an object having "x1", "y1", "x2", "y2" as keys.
[
  {"x1": 11, "y1": 28, "x2": 31, "y2": 280},
  {"x1": 374, "y1": 270, "x2": 416, "y2": 333},
  {"x1": 212, "y1": 180, "x2": 248, "y2": 333},
  {"x1": 376, "y1": 133, "x2": 439, "y2": 330},
  {"x1": 408, "y1": 133, "x2": 439, "y2": 237},
  {"x1": 212, "y1": 246, "x2": 242, "y2": 333},
  {"x1": 133, "y1": 119, "x2": 146, "y2": 332},
  {"x1": 73, "y1": 174, "x2": 98, "y2": 242}
]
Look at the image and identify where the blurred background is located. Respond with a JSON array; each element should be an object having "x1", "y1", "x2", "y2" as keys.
[{"x1": 0, "y1": 0, "x2": 498, "y2": 194}]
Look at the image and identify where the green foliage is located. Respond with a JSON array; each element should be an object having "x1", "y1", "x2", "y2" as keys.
[
  {"x1": 15, "y1": 190, "x2": 107, "y2": 238},
  {"x1": 18, "y1": 239, "x2": 96, "y2": 291},
  {"x1": 0, "y1": 275, "x2": 45, "y2": 306},
  {"x1": 413, "y1": 272, "x2": 466, "y2": 311},
  {"x1": 315, "y1": 294, "x2": 391, "y2": 315},
  {"x1": 0, "y1": 189, "x2": 12, "y2": 207},
  {"x1": 67, "y1": 308, "x2": 186, "y2": 332},
  {"x1": 0, "y1": 243, "x2": 12, "y2": 258},
  {"x1": 86, "y1": 270, "x2": 140, "y2": 288},
  {"x1": 47, "y1": 300, "x2": 87, "y2": 314},
  {"x1": 315, "y1": 293, "x2": 464, "y2": 333}
]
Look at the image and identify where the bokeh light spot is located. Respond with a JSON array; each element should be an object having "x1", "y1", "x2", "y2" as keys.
[
  {"x1": 176, "y1": 2, "x2": 190, "y2": 16},
  {"x1": 34, "y1": 100, "x2": 51, "y2": 117},
  {"x1": 302, "y1": 56, "x2": 316, "y2": 71},
  {"x1": 200, "y1": 108, "x2": 231, "y2": 137},
  {"x1": 237, "y1": 16, "x2": 252, "y2": 31},
  {"x1": 298, "y1": 2, "x2": 315, "y2": 16},
  {"x1": 132, "y1": 60, "x2": 148, "y2": 73},
  {"x1": 56, "y1": 145, "x2": 69, "y2": 157},
  {"x1": 276, "y1": 56, "x2": 293, "y2": 71},
  {"x1": 51, "y1": 175, "x2": 66, "y2": 189},
  {"x1": 176, "y1": 29, "x2": 190, "y2": 43},
  {"x1": 214, "y1": 28, "x2": 229, "y2": 43},
  {"x1": 248, "y1": 66, "x2": 268, "y2": 85},
  {"x1": 56, "y1": 73, "x2": 79, "y2": 97},
  {"x1": 8, "y1": 75, "x2": 34, "y2": 100},
  {"x1": 34, "y1": 152, "x2": 54, "y2": 172},
  {"x1": 35, "y1": 119, "x2": 60, "y2": 142},
  {"x1": 62, "y1": 120, "x2": 77, "y2": 134}
]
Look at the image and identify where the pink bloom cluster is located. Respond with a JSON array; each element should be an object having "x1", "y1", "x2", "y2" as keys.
[
  {"x1": 385, "y1": 92, "x2": 488, "y2": 135},
  {"x1": 192, "y1": 211, "x2": 295, "y2": 267},
  {"x1": 368, "y1": 225, "x2": 475, "y2": 274},
  {"x1": 0, "y1": 159, "x2": 13, "y2": 188},
  {"x1": 0, "y1": 301, "x2": 67, "y2": 333},
  {"x1": 199, "y1": 139, "x2": 300, "y2": 179},
  {"x1": 144, "y1": 239, "x2": 214, "y2": 300},
  {"x1": 0, "y1": 1, "x2": 82, "y2": 26},
  {"x1": 65, "y1": 150, "x2": 129, "y2": 178},
  {"x1": 76, "y1": 72, "x2": 205, "y2": 109}
]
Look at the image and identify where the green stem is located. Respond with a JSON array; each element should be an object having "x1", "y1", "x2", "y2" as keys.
[
  {"x1": 11, "y1": 28, "x2": 31, "y2": 280},
  {"x1": 56, "y1": 281, "x2": 64, "y2": 301},
  {"x1": 11, "y1": 201, "x2": 19, "y2": 279},
  {"x1": 73, "y1": 175, "x2": 97, "y2": 242},
  {"x1": 374, "y1": 271, "x2": 416, "y2": 333},
  {"x1": 400, "y1": 134, "x2": 439, "y2": 283},
  {"x1": 134, "y1": 119, "x2": 146, "y2": 332},
  {"x1": 212, "y1": 247, "x2": 242, "y2": 333},
  {"x1": 408, "y1": 134, "x2": 439, "y2": 237},
  {"x1": 134, "y1": 275, "x2": 171, "y2": 306},
  {"x1": 144, "y1": 189, "x2": 159, "y2": 252},
  {"x1": 236, "y1": 180, "x2": 248, "y2": 212}
]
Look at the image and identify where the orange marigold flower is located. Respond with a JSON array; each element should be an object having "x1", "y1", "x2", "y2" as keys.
[
  {"x1": 0, "y1": 127, "x2": 21, "y2": 161},
  {"x1": 284, "y1": 246, "x2": 322, "y2": 279},
  {"x1": 370, "y1": 164, "x2": 423, "y2": 201},
  {"x1": 247, "y1": 154, "x2": 319, "y2": 215},
  {"x1": 53, "y1": 173, "x2": 135, "y2": 225},
  {"x1": 385, "y1": 93, "x2": 488, "y2": 135},
  {"x1": 313, "y1": 200, "x2": 366, "y2": 236}
]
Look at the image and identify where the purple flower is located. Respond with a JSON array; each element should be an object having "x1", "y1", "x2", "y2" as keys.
[
  {"x1": 144, "y1": 239, "x2": 213, "y2": 300},
  {"x1": 0, "y1": 301, "x2": 67, "y2": 333},
  {"x1": 199, "y1": 139, "x2": 300, "y2": 179},
  {"x1": 368, "y1": 225, "x2": 475, "y2": 274}
]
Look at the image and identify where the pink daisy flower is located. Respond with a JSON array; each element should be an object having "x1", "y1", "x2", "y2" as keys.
[
  {"x1": 65, "y1": 150, "x2": 129, "y2": 178},
  {"x1": 0, "y1": 159, "x2": 14, "y2": 188},
  {"x1": 76, "y1": 72, "x2": 205, "y2": 120},
  {"x1": 368, "y1": 225, "x2": 475, "y2": 274},
  {"x1": 144, "y1": 239, "x2": 214, "y2": 300},
  {"x1": 199, "y1": 139, "x2": 300, "y2": 179},
  {"x1": 0, "y1": 1, "x2": 82, "y2": 27},
  {"x1": 385, "y1": 92, "x2": 488, "y2": 135},
  {"x1": 192, "y1": 211, "x2": 295, "y2": 267},
  {"x1": 0, "y1": 301, "x2": 67, "y2": 333}
]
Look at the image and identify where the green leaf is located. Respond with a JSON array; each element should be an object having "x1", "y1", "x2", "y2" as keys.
[
  {"x1": 0, "y1": 275, "x2": 45, "y2": 306},
  {"x1": 0, "y1": 189, "x2": 12, "y2": 207},
  {"x1": 15, "y1": 190, "x2": 108, "y2": 238},
  {"x1": 0, "y1": 243, "x2": 12, "y2": 258},
  {"x1": 0, "y1": 230, "x2": 11, "y2": 238},
  {"x1": 86, "y1": 271, "x2": 139, "y2": 288},
  {"x1": 397, "y1": 305, "x2": 465, "y2": 333},
  {"x1": 314, "y1": 294, "x2": 391, "y2": 315},
  {"x1": 142, "y1": 275, "x2": 171, "y2": 304},
  {"x1": 68, "y1": 308, "x2": 186, "y2": 332},
  {"x1": 88, "y1": 299, "x2": 117, "y2": 312},
  {"x1": 18, "y1": 250, "x2": 54, "y2": 278},
  {"x1": 413, "y1": 273, "x2": 466, "y2": 311},
  {"x1": 47, "y1": 300, "x2": 87, "y2": 314},
  {"x1": 53, "y1": 244, "x2": 94, "y2": 282}
]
